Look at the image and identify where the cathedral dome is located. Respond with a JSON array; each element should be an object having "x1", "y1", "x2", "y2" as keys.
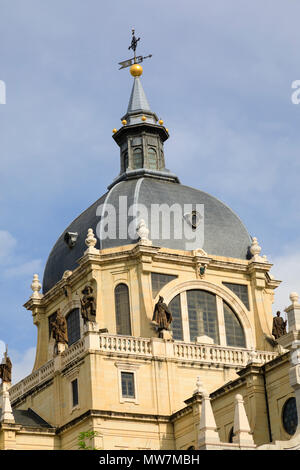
[
  {"x1": 42, "y1": 177, "x2": 251, "y2": 293},
  {"x1": 43, "y1": 59, "x2": 252, "y2": 294}
]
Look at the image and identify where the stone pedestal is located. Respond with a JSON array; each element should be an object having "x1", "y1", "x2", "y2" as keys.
[
  {"x1": 84, "y1": 322, "x2": 100, "y2": 350},
  {"x1": 57, "y1": 342, "x2": 67, "y2": 355},
  {"x1": 159, "y1": 329, "x2": 173, "y2": 341},
  {"x1": 195, "y1": 335, "x2": 214, "y2": 345}
]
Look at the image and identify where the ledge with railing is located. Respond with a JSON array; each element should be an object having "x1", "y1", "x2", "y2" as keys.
[{"x1": 9, "y1": 332, "x2": 278, "y2": 405}]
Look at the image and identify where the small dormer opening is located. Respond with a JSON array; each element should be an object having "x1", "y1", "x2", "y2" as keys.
[
  {"x1": 148, "y1": 147, "x2": 157, "y2": 170},
  {"x1": 132, "y1": 147, "x2": 143, "y2": 169}
]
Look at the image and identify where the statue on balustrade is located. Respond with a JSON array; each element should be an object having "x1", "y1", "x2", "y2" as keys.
[
  {"x1": 0, "y1": 348, "x2": 12, "y2": 384},
  {"x1": 152, "y1": 296, "x2": 173, "y2": 338},
  {"x1": 272, "y1": 311, "x2": 287, "y2": 340},
  {"x1": 80, "y1": 285, "x2": 96, "y2": 324},
  {"x1": 51, "y1": 309, "x2": 68, "y2": 354}
]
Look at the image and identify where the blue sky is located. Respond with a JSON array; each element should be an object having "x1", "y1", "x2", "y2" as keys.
[{"x1": 0, "y1": 0, "x2": 300, "y2": 381}]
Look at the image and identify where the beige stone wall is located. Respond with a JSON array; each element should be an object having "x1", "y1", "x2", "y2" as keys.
[
  {"x1": 211, "y1": 355, "x2": 294, "y2": 447},
  {"x1": 26, "y1": 245, "x2": 279, "y2": 372},
  {"x1": 14, "y1": 242, "x2": 282, "y2": 449}
]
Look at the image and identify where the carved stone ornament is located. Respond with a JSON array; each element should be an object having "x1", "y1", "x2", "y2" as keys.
[
  {"x1": 80, "y1": 285, "x2": 97, "y2": 324},
  {"x1": 137, "y1": 219, "x2": 152, "y2": 245},
  {"x1": 250, "y1": 237, "x2": 268, "y2": 263},
  {"x1": 50, "y1": 309, "x2": 68, "y2": 355},
  {"x1": 31, "y1": 273, "x2": 42, "y2": 299},
  {"x1": 0, "y1": 350, "x2": 12, "y2": 384},
  {"x1": 85, "y1": 228, "x2": 98, "y2": 254},
  {"x1": 152, "y1": 296, "x2": 173, "y2": 338},
  {"x1": 272, "y1": 311, "x2": 287, "y2": 340}
]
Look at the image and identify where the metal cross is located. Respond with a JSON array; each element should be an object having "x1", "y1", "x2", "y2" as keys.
[{"x1": 118, "y1": 28, "x2": 152, "y2": 70}]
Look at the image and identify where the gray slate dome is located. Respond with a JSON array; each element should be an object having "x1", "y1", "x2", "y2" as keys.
[{"x1": 43, "y1": 177, "x2": 252, "y2": 293}]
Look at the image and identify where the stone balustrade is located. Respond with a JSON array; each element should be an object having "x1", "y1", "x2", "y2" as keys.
[
  {"x1": 99, "y1": 334, "x2": 152, "y2": 356},
  {"x1": 10, "y1": 359, "x2": 55, "y2": 403},
  {"x1": 61, "y1": 338, "x2": 85, "y2": 367},
  {"x1": 173, "y1": 342, "x2": 277, "y2": 367},
  {"x1": 9, "y1": 333, "x2": 277, "y2": 405}
]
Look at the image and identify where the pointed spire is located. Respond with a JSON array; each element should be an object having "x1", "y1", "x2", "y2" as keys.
[
  {"x1": 233, "y1": 394, "x2": 254, "y2": 446},
  {"x1": 198, "y1": 389, "x2": 220, "y2": 446},
  {"x1": 122, "y1": 75, "x2": 158, "y2": 125},
  {"x1": 127, "y1": 77, "x2": 151, "y2": 113},
  {"x1": 1, "y1": 383, "x2": 15, "y2": 423}
]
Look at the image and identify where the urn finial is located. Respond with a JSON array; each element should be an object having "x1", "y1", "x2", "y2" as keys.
[
  {"x1": 31, "y1": 274, "x2": 42, "y2": 299},
  {"x1": 85, "y1": 228, "x2": 98, "y2": 254}
]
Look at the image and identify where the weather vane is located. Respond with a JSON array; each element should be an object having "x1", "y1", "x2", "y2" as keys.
[{"x1": 118, "y1": 28, "x2": 152, "y2": 70}]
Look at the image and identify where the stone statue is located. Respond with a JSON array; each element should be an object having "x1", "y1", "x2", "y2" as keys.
[
  {"x1": 51, "y1": 309, "x2": 68, "y2": 350},
  {"x1": 272, "y1": 311, "x2": 287, "y2": 340},
  {"x1": 0, "y1": 350, "x2": 12, "y2": 384},
  {"x1": 152, "y1": 296, "x2": 173, "y2": 331},
  {"x1": 80, "y1": 285, "x2": 96, "y2": 324}
]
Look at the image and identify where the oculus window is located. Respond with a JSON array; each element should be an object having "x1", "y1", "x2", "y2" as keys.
[{"x1": 282, "y1": 397, "x2": 298, "y2": 435}]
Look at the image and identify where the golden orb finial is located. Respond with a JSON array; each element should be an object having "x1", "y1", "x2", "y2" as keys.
[
  {"x1": 112, "y1": 128, "x2": 117, "y2": 134},
  {"x1": 130, "y1": 63, "x2": 143, "y2": 77},
  {"x1": 122, "y1": 119, "x2": 127, "y2": 126},
  {"x1": 141, "y1": 115, "x2": 147, "y2": 122},
  {"x1": 158, "y1": 119, "x2": 164, "y2": 125}
]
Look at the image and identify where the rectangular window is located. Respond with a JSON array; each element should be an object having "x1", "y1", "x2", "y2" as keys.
[
  {"x1": 67, "y1": 308, "x2": 81, "y2": 345},
  {"x1": 71, "y1": 379, "x2": 79, "y2": 407},
  {"x1": 151, "y1": 273, "x2": 177, "y2": 298},
  {"x1": 121, "y1": 372, "x2": 135, "y2": 399},
  {"x1": 223, "y1": 283, "x2": 250, "y2": 310}
]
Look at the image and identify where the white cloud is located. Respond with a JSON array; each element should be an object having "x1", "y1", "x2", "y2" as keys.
[
  {"x1": 10, "y1": 347, "x2": 36, "y2": 384},
  {"x1": 4, "y1": 259, "x2": 43, "y2": 279}
]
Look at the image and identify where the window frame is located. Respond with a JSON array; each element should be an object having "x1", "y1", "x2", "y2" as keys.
[
  {"x1": 66, "y1": 308, "x2": 81, "y2": 346},
  {"x1": 115, "y1": 363, "x2": 140, "y2": 405},
  {"x1": 167, "y1": 289, "x2": 247, "y2": 348},
  {"x1": 114, "y1": 283, "x2": 132, "y2": 336}
]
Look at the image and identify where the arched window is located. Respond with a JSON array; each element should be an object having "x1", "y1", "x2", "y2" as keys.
[
  {"x1": 186, "y1": 290, "x2": 219, "y2": 344},
  {"x1": 148, "y1": 148, "x2": 157, "y2": 170},
  {"x1": 123, "y1": 151, "x2": 128, "y2": 171},
  {"x1": 66, "y1": 308, "x2": 81, "y2": 346},
  {"x1": 132, "y1": 148, "x2": 143, "y2": 169},
  {"x1": 168, "y1": 294, "x2": 183, "y2": 341},
  {"x1": 115, "y1": 284, "x2": 132, "y2": 335},
  {"x1": 167, "y1": 289, "x2": 247, "y2": 347},
  {"x1": 223, "y1": 302, "x2": 246, "y2": 348}
]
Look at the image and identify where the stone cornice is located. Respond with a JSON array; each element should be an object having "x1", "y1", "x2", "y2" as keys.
[{"x1": 25, "y1": 243, "x2": 260, "y2": 310}]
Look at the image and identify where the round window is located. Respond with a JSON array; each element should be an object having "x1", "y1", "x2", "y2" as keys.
[{"x1": 282, "y1": 397, "x2": 298, "y2": 435}]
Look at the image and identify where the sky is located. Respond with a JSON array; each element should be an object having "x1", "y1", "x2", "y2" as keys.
[{"x1": 0, "y1": 0, "x2": 300, "y2": 383}]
